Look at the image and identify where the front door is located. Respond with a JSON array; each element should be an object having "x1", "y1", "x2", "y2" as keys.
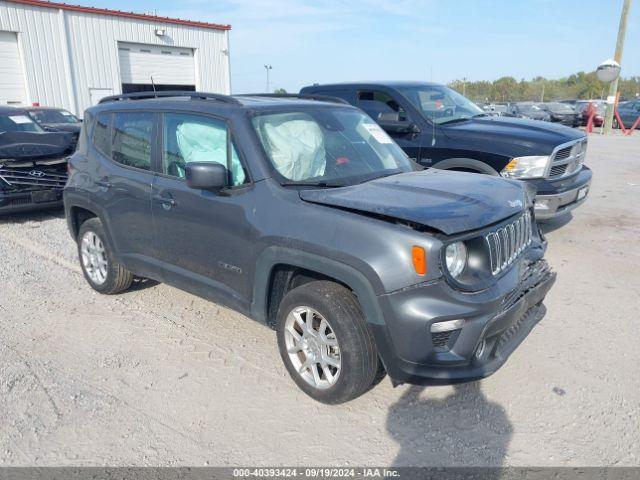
[
  {"x1": 151, "y1": 111, "x2": 255, "y2": 312},
  {"x1": 355, "y1": 89, "x2": 423, "y2": 163}
]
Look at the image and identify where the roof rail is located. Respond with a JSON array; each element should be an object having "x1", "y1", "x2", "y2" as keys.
[
  {"x1": 237, "y1": 93, "x2": 350, "y2": 105},
  {"x1": 99, "y1": 91, "x2": 242, "y2": 105}
]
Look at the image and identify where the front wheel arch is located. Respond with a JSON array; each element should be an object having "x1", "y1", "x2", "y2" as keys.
[{"x1": 432, "y1": 157, "x2": 501, "y2": 176}]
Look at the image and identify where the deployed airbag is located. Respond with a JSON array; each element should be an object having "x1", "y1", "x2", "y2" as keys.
[
  {"x1": 258, "y1": 114, "x2": 326, "y2": 181},
  {"x1": 176, "y1": 122, "x2": 245, "y2": 186}
]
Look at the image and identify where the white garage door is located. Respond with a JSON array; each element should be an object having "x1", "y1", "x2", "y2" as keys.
[
  {"x1": 118, "y1": 43, "x2": 195, "y2": 87},
  {"x1": 0, "y1": 31, "x2": 28, "y2": 105}
]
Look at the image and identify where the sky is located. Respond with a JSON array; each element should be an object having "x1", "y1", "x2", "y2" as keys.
[{"x1": 85, "y1": 0, "x2": 639, "y2": 93}]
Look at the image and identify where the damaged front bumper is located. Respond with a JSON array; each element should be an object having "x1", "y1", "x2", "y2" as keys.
[
  {"x1": 530, "y1": 167, "x2": 592, "y2": 220},
  {"x1": 371, "y1": 257, "x2": 556, "y2": 386}
]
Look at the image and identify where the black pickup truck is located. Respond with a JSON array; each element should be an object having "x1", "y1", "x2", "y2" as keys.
[{"x1": 301, "y1": 82, "x2": 592, "y2": 220}]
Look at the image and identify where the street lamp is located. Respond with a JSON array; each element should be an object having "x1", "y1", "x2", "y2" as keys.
[{"x1": 264, "y1": 65, "x2": 273, "y2": 93}]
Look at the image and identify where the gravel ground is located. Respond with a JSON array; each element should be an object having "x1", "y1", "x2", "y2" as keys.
[{"x1": 0, "y1": 133, "x2": 639, "y2": 467}]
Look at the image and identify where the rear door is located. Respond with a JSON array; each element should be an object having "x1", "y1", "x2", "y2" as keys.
[
  {"x1": 90, "y1": 110, "x2": 159, "y2": 277},
  {"x1": 150, "y1": 111, "x2": 255, "y2": 312}
]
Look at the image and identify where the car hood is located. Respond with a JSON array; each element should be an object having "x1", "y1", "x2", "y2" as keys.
[
  {"x1": 299, "y1": 169, "x2": 531, "y2": 235},
  {"x1": 443, "y1": 115, "x2": 585, "y2": 156},
  {"x1": 0, "y1": 131, "x2": 74, "y2": 160}
]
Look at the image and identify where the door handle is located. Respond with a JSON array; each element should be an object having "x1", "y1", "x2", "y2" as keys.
[{"x1": 153, "y1": 194, "x2": 177, "y2": 209}]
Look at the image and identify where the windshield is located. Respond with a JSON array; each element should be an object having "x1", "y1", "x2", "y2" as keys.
[
  {"x1": 396, "y1": 85, "x2": 484, "y2": 124},
  {"x1": 29, "y1": 109, "x2": 79, "y2": 124},
  {"x1": 252, "y1": 109, "x2": 415, "y2": 186},
  {"x1": 0, "y1": 113, "x2": 43, "y2": 133}
]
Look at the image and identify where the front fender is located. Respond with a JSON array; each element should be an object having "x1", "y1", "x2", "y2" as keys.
[
  {"x1": 251, "y1": 246, "x2": 386, "y2": 326},
  {"x1": 432, "y1": 157, "x2": 501, "y2": 175}
]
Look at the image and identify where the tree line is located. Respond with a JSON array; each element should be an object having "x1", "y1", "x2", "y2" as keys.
[{"x1": 449, "y1": 72, "x2": 640, "y2": 103}]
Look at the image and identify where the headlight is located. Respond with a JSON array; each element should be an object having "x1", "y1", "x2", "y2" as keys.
[
  {"x1": 445, "y1": 242, "x2": 467, "y2": 278},
  {"x1": 500, "y1": 155, "x2": 550, "y2": 179}
]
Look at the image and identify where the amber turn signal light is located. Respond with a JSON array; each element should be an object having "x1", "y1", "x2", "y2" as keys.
[{"x1": 411, "y1": 246, "x2": 427, "y2": 275}]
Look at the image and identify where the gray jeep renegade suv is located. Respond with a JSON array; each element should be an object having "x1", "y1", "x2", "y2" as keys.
[{"x1": 64, "y1": 91, "x2": 556, "y2": 404}]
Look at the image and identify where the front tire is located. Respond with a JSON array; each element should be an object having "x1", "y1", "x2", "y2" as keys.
[
  {"x1": 77, "y1": 218, "x2": 133, "y2": 294},
  {"x1": 276, "y1": 281, "x2": 381, "y2": 404}
]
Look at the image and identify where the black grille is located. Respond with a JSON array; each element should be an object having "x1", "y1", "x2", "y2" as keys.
[
  {"x1": 549, "y1": 164, "x2": 567, "y2": 177},
  {"x1": 431, "y1": 331, "x2": 452, "y2": 348},
  {"x1": 554, "y1": 146, "x2": 572, "y2": 160},
  {"x1": 9, "y1": 197, "x2": 32, "y2": 207},
  {"x1": 0, "y1": 166, "x2": 67, "y2": 190}
]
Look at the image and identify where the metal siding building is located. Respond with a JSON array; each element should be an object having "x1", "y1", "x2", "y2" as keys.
[{"x1": 0, "y1": 0, "x2": 231, "y2": 116}]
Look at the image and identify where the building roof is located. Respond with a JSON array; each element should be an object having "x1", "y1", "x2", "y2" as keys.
[{"x1": 6, "y1": 0, "x2": 231, "y2": 31}]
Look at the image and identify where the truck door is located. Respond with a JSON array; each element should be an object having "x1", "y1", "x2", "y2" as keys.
[{"x1": 355, "y1": 89, "x2": 423, "y2": 163}]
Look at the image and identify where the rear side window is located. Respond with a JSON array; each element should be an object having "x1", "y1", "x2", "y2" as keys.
[
  {"x1": 93, "y1": 112, "x2": 112, "y2": 157},
  {"x1": 112, "y1": 112, "x2": 153, "y2": 170}
]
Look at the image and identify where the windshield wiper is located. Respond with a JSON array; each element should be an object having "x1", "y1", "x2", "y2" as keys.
[
  {"x1": 438, "y1": 117, "x2": 472, "y2": 125},
  {"x1": 280, "y1": 181, "x2": 346, "y2": 188},
  {"x1": 356, "y1": 170, "x2": 403, "y2": 185}
]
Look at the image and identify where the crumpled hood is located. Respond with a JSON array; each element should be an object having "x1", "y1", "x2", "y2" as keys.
[
  {"x1": 0, "y1": 131, "x2": 74, "y2": 160},
  {"x1": 444, "y1": 115, "x2": 585, "y2": 156},
  {"x1": 299, "y1": 169, "x2": 532, "y2": 235}
]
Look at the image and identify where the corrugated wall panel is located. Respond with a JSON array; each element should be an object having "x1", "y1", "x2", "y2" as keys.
[
  {"x1": 0, "y1": 1, "x2": 72, "y2": 110},
  {"x1": 0, "y1": 0, "x2": 230, "y2": 116}
]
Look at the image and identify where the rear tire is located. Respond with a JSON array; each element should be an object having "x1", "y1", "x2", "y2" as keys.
[
  {"x1": 77, "y1": 218, "x2": 133, "y2": 294},
  {"x1": 276, "y1": 281, "x2": 381, "y2": 404}
]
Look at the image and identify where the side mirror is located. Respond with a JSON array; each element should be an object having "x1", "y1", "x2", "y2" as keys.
[
  {"x1": 377, "y1": 113, "x2": 420, "y2": 134},
  {"x1": 185, "y1": 162, "x2": 228, "y2": 191}
]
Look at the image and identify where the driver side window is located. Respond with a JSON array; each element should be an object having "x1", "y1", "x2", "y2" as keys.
[
  {"x1": 357, "y1": 90, "x2": 408, "y2": 122},
  {"x1": 161, "y1": 112, "x2": 247, "y2": 186}
]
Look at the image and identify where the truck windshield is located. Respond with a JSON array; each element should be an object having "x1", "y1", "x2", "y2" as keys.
[
  {"x1": 252, "y1": 108, "x2": 415, "y2": 186},
  {"x1": 397, "y1": 85, "x2": 484, "y2": 125}
]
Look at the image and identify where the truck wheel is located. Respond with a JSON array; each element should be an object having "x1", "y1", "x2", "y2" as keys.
[
  {"x1": 276, "y1": 281, "x2": 380, "y2": 404},
  {"x1": 77, "y1": 218, "x2": 133, "y2": 294}
]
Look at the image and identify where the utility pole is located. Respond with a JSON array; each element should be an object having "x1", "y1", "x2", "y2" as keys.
[
  {"x1": 264, "y1": 65, "x2": 273, "y2": 93},
  {"x1": 462, "y1": 77, "x2": 467, "y2": 96},
  {"x1": 540, "y1": 82, "x2": 545, "y2": 102},
  {"x1": 604, "y1": 0, "x2": 632, "y2": 134}
]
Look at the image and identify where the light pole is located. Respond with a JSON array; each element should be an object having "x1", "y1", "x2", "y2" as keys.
[
  {"x1": 604, "y1": 0, "x2": 632, "y2": 134},
  {"x1": 264, "y1": 65, "x2": 273, "y2": 93}
]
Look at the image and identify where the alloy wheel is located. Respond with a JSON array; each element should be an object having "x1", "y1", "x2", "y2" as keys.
[
  {"x1": 284, "y1": 306, "x2": 341, "y2": 389},
  {"x1": 80, "y1": 231, "x2": 108, "y2": 285}
]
